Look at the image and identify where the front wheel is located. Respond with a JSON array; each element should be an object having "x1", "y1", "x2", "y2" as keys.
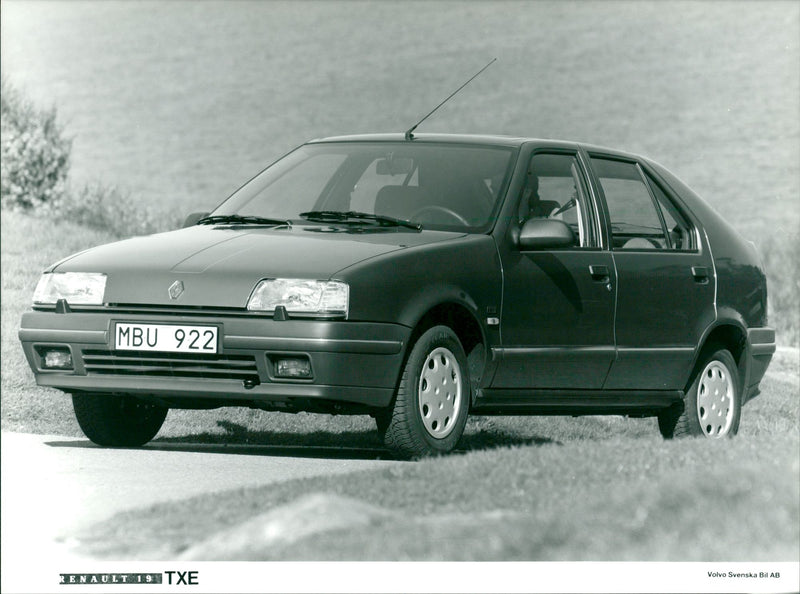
[
  {"x1": 384, "y1": 325, "x2": 470, "y2": 458},
  {"x1": 72, "y1": 393, "x2": 168, "y2": 447},
  {"x1": 658, "y1": 348, "x2": 741, "y2": 439}
]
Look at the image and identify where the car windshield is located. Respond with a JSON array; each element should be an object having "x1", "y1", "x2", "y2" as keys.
[{"x1": 211, "y1": 142, "x2": 516, "y2": 232}]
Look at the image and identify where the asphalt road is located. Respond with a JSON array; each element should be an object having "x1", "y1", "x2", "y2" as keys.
[{"x1": 0, "y1": 431, "x2": 398, "y2": 567}]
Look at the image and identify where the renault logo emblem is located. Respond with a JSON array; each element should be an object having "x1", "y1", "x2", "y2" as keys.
[{"x1": 168, "y1": 280, "x2": 185, "y2": 300}]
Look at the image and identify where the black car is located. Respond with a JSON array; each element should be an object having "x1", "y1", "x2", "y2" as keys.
[{"x1": 19, "y1": 134, "x2": 776, "y2": 457}]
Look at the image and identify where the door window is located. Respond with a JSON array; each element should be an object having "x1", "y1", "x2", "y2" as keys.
[
  {"x1": 590, "y1": 157, "x2": 669, "y2": 250},
  {"x1": 643, "y1": 172, "x2": 695, "y2": 250},
  {"x1": 519, "y1": 153, "x2": 594, "y2": 247}
]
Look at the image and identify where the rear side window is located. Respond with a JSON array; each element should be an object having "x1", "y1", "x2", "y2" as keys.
[
  {"x1": 643, "y1": 172, "x2": 694, "y2": 250},
  {"x1": 590, "y1": 157, "x2": 668, "y2": 250}
]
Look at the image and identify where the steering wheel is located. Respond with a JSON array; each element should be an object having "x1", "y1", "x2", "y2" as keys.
[{"x1": 410, "y1": 205, "x2": 470, "y2": 227}]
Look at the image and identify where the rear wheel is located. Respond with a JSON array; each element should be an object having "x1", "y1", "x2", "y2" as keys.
[
  {"x1": 72, "y1": 393, "x2": 168, "y2": 446},
  {"x1": 658, "y1": 348, "x2": 741, "y2": 439},
  {"x1": 384, "y1": 325, "x2": 470, "y2": 458}
]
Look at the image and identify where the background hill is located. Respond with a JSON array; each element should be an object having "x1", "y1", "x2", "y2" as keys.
[{"x1": 2, "y1": 1, "x2": 797, "y2": 242}]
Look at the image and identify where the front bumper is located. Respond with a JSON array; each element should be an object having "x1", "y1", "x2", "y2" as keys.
[
  {"x1": 19, "y1": 310, "x2": 410, "y2": 410},
  {"x1": 744, "y1": 326, "x2": 776, "y2": 402}
]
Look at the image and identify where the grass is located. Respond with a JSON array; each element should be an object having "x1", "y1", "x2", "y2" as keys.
[
  {"x1": 758, "y1": 232, "x2": 800, "y2": 345},
  {"x1": 1, "y1": 211, "x2": 116, "y2": 435},
  {"x1": 81, "y1": 440, "x2": 799, "y2": 561},
  {"x1": 4, "y1": 2, "x2": 797, "y2": 238},
  {"x1": 54, "y1": 182, "x2": 183, "y2": 238}
]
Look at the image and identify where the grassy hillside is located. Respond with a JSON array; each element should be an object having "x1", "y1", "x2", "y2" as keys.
[
  {"x1": 1, "y1": 212, "x2": 113, "y2": 434},
  {"x1": 3, "y1": 2, "x2": 797, "y2": 238}
]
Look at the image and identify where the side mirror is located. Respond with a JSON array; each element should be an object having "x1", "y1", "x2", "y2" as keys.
[
  {"x1": 182, "y1": 212, "x2": 209, "y2": 228},
  {"x1": 518, "y1": 218, "x2": 575, "y2": 250}
]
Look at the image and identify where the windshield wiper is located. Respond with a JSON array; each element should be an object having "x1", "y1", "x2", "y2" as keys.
[
  {"x1": 299, "y1": 210, "x2": 421, "y2": 231},
  {"x1": 196, "y1": 214, "x2": 291, "y2": 226}
]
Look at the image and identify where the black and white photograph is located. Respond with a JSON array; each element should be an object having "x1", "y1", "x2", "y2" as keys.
[{"x1": 1, "y1": 1, "x2": 798, "y2": 593}]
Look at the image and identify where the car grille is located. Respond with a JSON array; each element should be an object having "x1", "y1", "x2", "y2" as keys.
[{"x1": 81, "y1": 349, "x2": 259, "y2": 381}]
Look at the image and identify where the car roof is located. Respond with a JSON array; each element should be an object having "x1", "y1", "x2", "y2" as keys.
[
  {"x1": 309, "y1": 133, "x2": 530, "y2": 147},
  {"x1": 308, "y1": 133, "x2": 641, "y2": 160}
]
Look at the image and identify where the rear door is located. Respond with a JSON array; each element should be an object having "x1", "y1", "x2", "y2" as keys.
[{"x1": 586, "y1": 154, "x2": 715, "y2": 390}]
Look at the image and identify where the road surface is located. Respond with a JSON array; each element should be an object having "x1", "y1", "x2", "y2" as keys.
[{"x1": 0, "y1": 432, "x2": 398, "y2": 568}]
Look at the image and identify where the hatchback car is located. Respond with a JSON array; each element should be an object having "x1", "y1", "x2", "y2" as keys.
[{"x1": 19, "y1": 134, "x2": 776, "y2": 457}]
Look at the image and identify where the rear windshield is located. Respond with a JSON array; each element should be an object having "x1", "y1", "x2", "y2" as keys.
[{"x1": 213, "y1": 142, "x2": 516, "y2": 232}]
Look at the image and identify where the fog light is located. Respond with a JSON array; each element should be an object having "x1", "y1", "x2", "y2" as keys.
[
  {"x1": 275, "y1": 357, "x2": 312, "y2": 379},
  {"x1": 43, "y1": 349, "x2": 73, "y2": 369}
]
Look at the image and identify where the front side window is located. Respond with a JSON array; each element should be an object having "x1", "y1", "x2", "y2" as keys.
[
  {"x1": 214, "y1": 142, "x2": 515, "y2": 233},
  {"x1": 518, "y1": 152, "x2": 593, "y2": 247},
  {"x1": 590, "y1": 157, "x2": 668, "y2": 250}
]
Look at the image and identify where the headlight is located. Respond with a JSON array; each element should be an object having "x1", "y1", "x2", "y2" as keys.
[
  {"x1": 33, "y1": 272, "x2": 107, "y2": 305},
  {"x1": 247, "y1": 279, "x2": 349, "y2": 317}
]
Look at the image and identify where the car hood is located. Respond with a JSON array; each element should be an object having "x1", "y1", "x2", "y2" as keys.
[{"x1": 52, "y1": 225, "x2": 462, "y2": 308}]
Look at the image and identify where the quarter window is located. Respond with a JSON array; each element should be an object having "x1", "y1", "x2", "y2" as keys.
[
  {"x1": 643, "y1": 172, "x2": 694, "y2": 250},
  {"x1": 590, "y1": 157, "x2": 668, "y2": 250}
]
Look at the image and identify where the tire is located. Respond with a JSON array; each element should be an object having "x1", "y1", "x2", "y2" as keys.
[
  {"x1": 72, "y1": 393, "x2": 168, "y2": 447},
  {"x1": 384, "y1": 325, "x2": 470, "y2": 458},
  {"x1": 658, "y1": 348, "x2": 741, "y2": 439}
]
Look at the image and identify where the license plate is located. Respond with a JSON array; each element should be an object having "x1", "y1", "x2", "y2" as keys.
[{"x1": 114, "y1": 323, "x2": 219, "y2": 353}]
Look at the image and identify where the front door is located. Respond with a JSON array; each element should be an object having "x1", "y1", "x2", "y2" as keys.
[{"x1": 492, "y1": 151, "x2": 616, "y2": 390}]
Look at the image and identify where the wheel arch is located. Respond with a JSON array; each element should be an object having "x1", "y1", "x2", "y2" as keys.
[
  {"x1": 690, "y1": 317, "x2": 748, "y2": 394},
  {"x1": 400, "y1": 298, "x2": 488, "y2": 406}
]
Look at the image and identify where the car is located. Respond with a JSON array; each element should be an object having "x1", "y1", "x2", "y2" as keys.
[{"x1": 19, "y1": 133, "x2": 776, "y2": 457}]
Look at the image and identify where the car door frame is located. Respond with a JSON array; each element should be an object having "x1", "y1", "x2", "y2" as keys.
[
  {"x1": 486, "y1": 143, "x2": 618, "y2": 391},
  {"x1": 582, "y1": 149, "x2": 717, "y2": 390}
]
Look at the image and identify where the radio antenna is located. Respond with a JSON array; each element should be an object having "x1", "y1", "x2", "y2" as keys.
[{"x1": 404, "y1": 58, "x2": 497, "y2": 140}]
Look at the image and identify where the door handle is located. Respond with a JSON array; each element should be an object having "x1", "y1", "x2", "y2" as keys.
[
  {"x1": 692, "y1": 266, "x2": 710, "y2": 284},
  {"x1": 589, "y1": 265, "x2": 610, "y2": 281}
]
